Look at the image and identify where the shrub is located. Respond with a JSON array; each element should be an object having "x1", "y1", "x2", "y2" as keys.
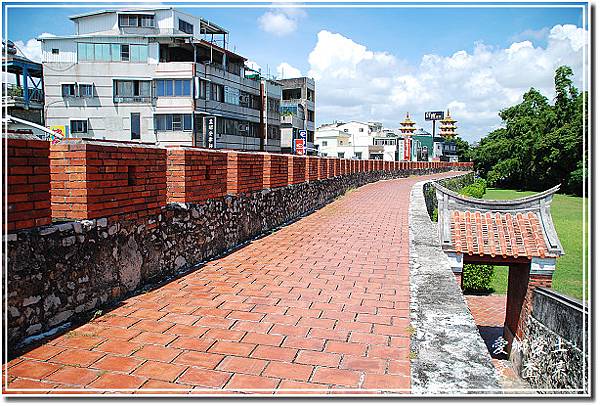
[
  {"x1": 462, "y1": 263, "x2": 494, "y2": 293},
  {"x1": 459, "y1": 178, "x2": 487, "y2": 199}
]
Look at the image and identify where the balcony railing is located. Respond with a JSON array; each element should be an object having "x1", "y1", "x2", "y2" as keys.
[
  {"x1": 113, "y1": 96, "x2": 152, "y2": 104},
  {"x1": 4, "y1": 84, "x2": 44, "y2": 103}
]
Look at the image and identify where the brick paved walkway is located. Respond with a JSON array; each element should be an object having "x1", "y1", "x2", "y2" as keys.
[
  {"x1": 464, "y1": 295, "x2": 506, "y2": 328},
  {"x1": 4, "y1": 172, "x2": 454, "y2": 395},
  {"x1": 464, "y1": 294, "x2": 530, "y2": 391}
]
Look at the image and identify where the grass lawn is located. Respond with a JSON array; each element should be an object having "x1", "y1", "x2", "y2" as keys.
[{"x1": 483, "y1": 188, "x2": 588, "y2": 300}]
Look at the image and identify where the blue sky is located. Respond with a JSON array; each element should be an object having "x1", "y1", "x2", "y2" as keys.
[
  {"x1": 4, "y1": 2, "x2": 588, "y2": 140},
  {"x1": 5, "y1": 3, "x2": 585, "y2": 73}
]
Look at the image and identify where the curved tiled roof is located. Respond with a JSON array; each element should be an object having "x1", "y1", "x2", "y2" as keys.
[{"x1": 433, "y1": 182, "x2": 564, "y2": 259}]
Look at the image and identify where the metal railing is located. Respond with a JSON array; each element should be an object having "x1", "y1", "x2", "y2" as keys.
[
  {"x1": 113, "y1": 96, "x2": 152, "y2": 104},
  {"x1": 4, "y1": 83, "x2": 44, "y2": 103}
]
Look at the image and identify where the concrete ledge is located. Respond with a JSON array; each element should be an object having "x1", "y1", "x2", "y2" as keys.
[{"x1": 409, "y1": 178, "x2": 501, "y2": 394}]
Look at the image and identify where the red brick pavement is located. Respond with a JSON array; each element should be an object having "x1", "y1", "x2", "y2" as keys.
[
  {"x1": 464, "y1": 295, "x2": 507, "y2": 327},
  {"x1": 3, "y1": 172, "x2": 457, "y2": 395}
]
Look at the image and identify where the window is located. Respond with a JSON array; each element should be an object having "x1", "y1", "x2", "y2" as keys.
[
  {"x1": 155, "y1": 79, "x2": 192, "y2": 97},
  {"x1": 307, "y1": 110, "x2": 315, "y2": 122},
  {"x1": 140, "y1": 15, "x2": 155, "y2": 27},
  {"x1": 62, "y1": 84, "x2": 76, "y2": 97},
  {"x1": 355, "y1": 152, "x2": 362, "y2": 159},
  {"x1": 70, "y1": 120, "x2": 88, "y2": 133},
  {"x1": 179, "y1": 19, "x2": 194, "y2": 34},
  {"x1": 79, "y1": 84, "x2": 94, "y2": 98},
  {"x1": 154, "y1": 114, "x2": 192, "y2": 131},
  {"x1": 119, "y1": 14, "x2": 154, "y2": 28},
  {"x1": 267, "y1": 97, "x2": 280, "y2": 113},
  {"x1": 338, "y1": 152, "x2": 345, "y2": 158},
  {"x1": 321, "y1": 141, "x2": 328, "y2": 147},
  {"x1": 343, "y1": 128, "x2": 348, "y2": 133},
  {"x1": 282, "y1": 88, "x2": 301, "y2": 100},
  {"x1": 131, "y1": 113, "x2": 141, "y2": 140},
  {"x1": 197, "y1": 79, "x2": 207, "y2": 99},
  {"x1": 359, "y1": 128, "x2": 364, "y2": 132},
  {"x1": 129, "y1": 44, "x2": 148, "y2": 62},
  {"x1": 114, "y1": 80, "x2": 151, "y2": 102},
  {"x1": 210, "y1": 83, "x2": 224, "y2": 102},
  {"x1": 224, "y1": 86, "x2": 240, "y2": 105},
  {"x1": 172, "y1": 114, "x2": 182, "y2": 131},
  {"x1": 120, "y1": 44, "x2": 129, "y2": 61},
  {"x1": 94, "y1": 43, "x2": 110, "y2": 61},
  {"x1": 267, "y1": 125, "x2": 280, "y2": 140},
  {"x1": 51, "y1": 48, "x2": 59, "y2": 55},
  {"x1": 240, "y1": 91, "x2": 259, "y2": 109},
  {"x1": 77, "y1": 42, "x2": 146, "y2": 62}
]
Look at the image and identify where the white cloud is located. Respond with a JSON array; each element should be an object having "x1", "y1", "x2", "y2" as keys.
[
  {"x1": 15, "y1": 32, "x2": 55, "y2": 62},
  {"x1": 13, "y1": 33, "x2": 54, "y2": 62},
  {"x1": 258, "y1": 6, "x2": 306, "y2": 36},
  {"x1": 308, "y1": 25, "x2": 587, "y2": 142},
  {"x1": 276, "y1": 62, "x2": 301, "y2": 79}
]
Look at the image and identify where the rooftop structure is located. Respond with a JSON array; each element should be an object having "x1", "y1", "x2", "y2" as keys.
[
  {"x1": 38, "y1": 7, "x2": 277, "y2": 151},
  {"x1": 2, "y1": 41, "x2": 44, "y2": 124}
]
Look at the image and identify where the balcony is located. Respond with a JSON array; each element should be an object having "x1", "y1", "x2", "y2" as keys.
[
  {"x1": 4, "y1": 84, "x2": 44, "y2": 108},
  {"x1": 281, "y1": 114, "x2": 305, "y2": 129},
  {"x1": 197, "y1": 63, "x2": 260, "y2": 91},
  {"x1": 113, "y1": 96, "x2": 152, "y2": 104}
]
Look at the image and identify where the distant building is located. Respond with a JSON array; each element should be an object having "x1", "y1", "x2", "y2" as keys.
[
  {"x1": 279, "y1": 77, "x2": 315, "y2": 154},
  {"x1": 398, "y1": 113, "x2": 417, "y2": 161},
  {"x1": 39, "y1": 7, "x2": 279, "y2": 151},
  {"x1": 2, "y1": 40, "x2": 54, "y2": 139},
  {"x1": 260, "y1": 78, "x2": 282, "y2": 152},
  {"x1": 412, "y1": 128, "x2": 445, "y2": 162},
  {"x1": 438, "y1": 109, "x2": 459, "y2": 162},
  {"x1": 315, "y1": 120, "x2": 408, "y2": 161},
  {"x1": 2, "y1": 41, "x2": 44, "y2": 124}
]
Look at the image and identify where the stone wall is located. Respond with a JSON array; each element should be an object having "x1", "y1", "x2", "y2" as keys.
[
  {"x1": 409, "y1": 177, "x2": 500, "y2": 394},
  {"x1": 422, "y1": 172, "x2": 475, "y2": 220},
  {"x1": 5, "y1": 153, "x2": 469, "y2": 351},
  {"x1": 514, "y1": 288, "x2": 588, "y2": 393}
]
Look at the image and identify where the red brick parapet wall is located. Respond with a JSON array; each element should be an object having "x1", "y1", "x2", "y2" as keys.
[
  {"x1": 4, "y1": 137, "x2": 473, "y2": 231},
  {"x1": 49, "y1": 140, "x2": 166, "y2": 221},
  {"x1": 5, "y1": 138, "x2": 51, "y2": 231}
]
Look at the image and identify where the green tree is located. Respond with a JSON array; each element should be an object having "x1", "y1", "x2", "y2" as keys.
[
  {"x1": 453, "y1": 136, "x2": 471, "y2": 162},
  {"x1": 470, "y1": 65, "x2": 586, "y2": 196}
]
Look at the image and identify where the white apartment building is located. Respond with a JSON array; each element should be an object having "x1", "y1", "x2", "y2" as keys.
[
  {"x1": 39, "y1": 7, "x2": 280, "y2": 150},
  {"x1": 279, "y1": 77, "x2": 315, "y2": 154},
  {"x1": 315, "y1": 121, "x2": 407, "y2": 161}
]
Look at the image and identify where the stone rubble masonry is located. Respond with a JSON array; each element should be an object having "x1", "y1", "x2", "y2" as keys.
[
  {"x1": 50, "y1": 139, "x2": 167, "y2": 221},
  {"x1": 5, "y1": 137, "x2": 472, "y2": 349},
  {"x1": 6, "y1": 138, "x2": 52, "y2": 231}
]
